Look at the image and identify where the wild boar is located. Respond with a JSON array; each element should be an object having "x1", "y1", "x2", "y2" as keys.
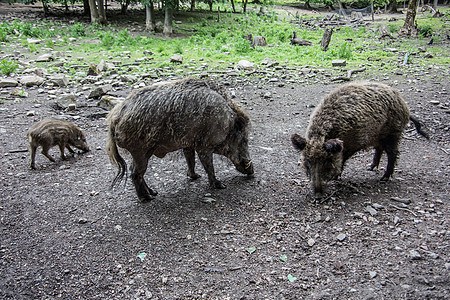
[
  {"x1": 106, "y1": 78, "x2": 254, "y2": 201},
  {"x1": 291, "y1": 82, "x2": 429, "y2": 195},
  {"x1": 27, "y1": 119, "x2": 90, "y2": 169}
]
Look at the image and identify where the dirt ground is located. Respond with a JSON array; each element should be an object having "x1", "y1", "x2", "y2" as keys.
[{"x1": 1, "y1": 4, "x2": 450, "y2": 300}]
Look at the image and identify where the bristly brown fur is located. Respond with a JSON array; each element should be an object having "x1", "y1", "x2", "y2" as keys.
[
  {"x1": 292, "y1": 81, "x2": 428, "y2": 195},
  {"x1": 106, "y1": 78, "x2": 254, "y2": 201}
]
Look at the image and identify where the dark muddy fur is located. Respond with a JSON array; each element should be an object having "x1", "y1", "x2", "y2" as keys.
[
  {"x1": 106, "y1": 78, "x2": 254, "y2": 201},
  {"x1": 291, "y1": 82, "x2": 429, "y2": 195},
  {"x1": 27, "y1": 119, "x2": 90, "y2": 169}
]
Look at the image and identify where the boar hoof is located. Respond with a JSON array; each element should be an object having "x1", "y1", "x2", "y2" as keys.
[
  {"x1": 212, "y1": 180, "x2": 226, "y2": 189},
  {"x1": 380, "y1": 175, "x2": 391, "y2": 182},
  {"x1": 189, "y1": 173, "x2": 201, "y2": 180}
]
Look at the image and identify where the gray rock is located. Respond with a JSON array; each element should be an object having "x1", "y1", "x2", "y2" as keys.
[
  {"x1": 23, "y1": 68, "x2": 47, "y2": 77},
  {"x1": 332, "y1": 59, "x2": 347, "y2": 67},
  {"x1": 365, "y1": 206, "x2": 378, "y2": 216},
  {"x1": 120, "y1": 75, "x2": 137, "y2": 83},
  {"x1": 88, "y1": 84, "x2": 112, "y2": 99},
  {"x1": 237, "y1": 60, "x2": 255, "y2": 71},
  {"x1": 55, "y1": 94, "x2": 77, "y2": 109},
  {"x1": 36, "y1": 53, "x2": 53, "y2": 62},
  {"x1": 409, "y1": 250, "x2": 422, "y2": 260},
  {"x1": 97, "y1": 60, "x2": 106, "y2": 72},
  {"x1": 87, "y1": 63, "x2": 101, "y2": 76},
  {"x1": 369, "y1": 271, "x2": 377, "y2": 279},
  {"x1": 49, "y1": 74, "x2": 68, "y2": 87},
  {"x1": 0, "y1": 78, "x2": 19, "y2": 88},
  {"x1": 261, "y1": 58, "x2": 278, "y2": 67},
  {"x1": 97, "y1": 95, "x2": 124, "y2": 110},
  {"x1": 20, "y1": 75, "x2": 44, "y2": 87},
  {"x1": 170, "y1": 54, "x2": 183, "y2": 64},
  {"x1": 336, "y1": 233, "x2": 346, "y2": 241},
  {"x1": 27, "y1": 38, "x2": 42, "y2": 44}
]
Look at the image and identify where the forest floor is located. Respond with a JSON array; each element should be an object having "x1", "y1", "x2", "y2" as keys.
[{"x1": 1, "y1": 4, "x2": 449, "y2": 299}]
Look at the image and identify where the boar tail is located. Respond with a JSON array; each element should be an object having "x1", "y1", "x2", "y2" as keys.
[
  {"x1": 106, "y1": 126, "x2": 127, "y2": 188},
  {"x1": 410, "y1": 116, "x2": 430, "y2": 139}
]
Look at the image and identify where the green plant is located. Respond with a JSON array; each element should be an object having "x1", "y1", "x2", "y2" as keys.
[
  {"x1": 338, "y1": 42, "x2": 352, "y2": 59},
  {"x1": 70, "y1": 23, "x2": 86, "y2": 37},
  {"x1": 418, "y1": 25, "x2": 433, "y2": 37},
  {"x1": 100, "y1": 31, "x2": 115, "y2": 49},
  {"x1": 234, "y1": 37, "x2": 251, "y2": 54},
  {"x1": 0, "y1": 59, "x2": 18, "y2": 76},
  {"x1": 174, "y1": 41, "x2": 183, "y2": 54}
]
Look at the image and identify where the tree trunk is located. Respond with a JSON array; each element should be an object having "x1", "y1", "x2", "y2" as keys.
[
  {"x1": 42, "y1": 0, "x2": 49, "y2": 16},
  {"x1": 190, "y1": 0, "x2": 195, "y2": 12},
  {"x1": 83, "y1": 0, "x2": 90, "y2": 16},
  {"x1": 243, "y1": 0, "x2": 248, "y2": 13},
  {"x1": 321, "y1": 28, "x2": 333, "y2": 51},
  {"x1": 386, "y1": 0, "x2": 398, "y2": 13},
  {"x1": 88, "y1": 0, "x2": 99, "y2": 23},
  {"x1": 337, "y1": 0, "x2": 347, "y2": 18},
  {"x1": 399, "y1": 0, "x2": 418, "y2": 37},
  {"x1": 163, "y1": 8, "x2": 173, "y2": 35},
  {"x1": 97, "y1": 0, "x2": 107, "y2": 24},
  {"x1": 230, "y1": 0, "x2": 236, "y2": 13},
  {"x1": 432, "y1": 0, "x2": 438, "y2": 9},
  {"x1": 208, "y1": 0, "x2": 212, "y2": 12},
  {"x1": 146, "y1": 4, "x2": 156, "y2": 32}
]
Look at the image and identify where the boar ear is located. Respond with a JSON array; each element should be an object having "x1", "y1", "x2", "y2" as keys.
[
  {"x1": 291, "y1": 134, "x2": 307, "y2": 151},
  {"x1": 323, "y1": 139, "x2": 343, "y2": 155}
]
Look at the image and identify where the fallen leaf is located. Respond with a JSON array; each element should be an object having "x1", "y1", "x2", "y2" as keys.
[{"x1": 287, "y1": 274, "x2": 297, "y2": 282}]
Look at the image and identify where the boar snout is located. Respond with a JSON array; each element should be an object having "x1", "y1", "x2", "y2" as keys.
[{"x1": 234, "y1": 158, "x2": 254, "y2": 176}]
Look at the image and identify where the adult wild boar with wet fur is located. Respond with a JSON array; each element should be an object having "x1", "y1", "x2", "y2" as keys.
[
  {"x1": 291, "y1": 82, "x2": 429, "y2": 195},
  {"x1": 106, "y1": 78, "x2": 254, "y2": 201},
  {"x1": 27, "y1": 119, "x2": 90, "y2": 169}
]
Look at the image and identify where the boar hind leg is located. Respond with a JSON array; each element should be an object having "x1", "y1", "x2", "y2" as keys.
[
  {"x1": 29, "y1": 144, "x2": 37, "y2": 169},
  {"x1": 130, "y1": 154, "x2": 157, "y2": 201},
  {"x1": 58, "y1": 144, "x2": 67, "y2": 160},
  {"x1": 198, "y1": 151, "x2": 226, "y2": 189},
  {"x1": 369, "y1": 147, "x2": 383, "y2": 171},
  {"x1": 183, "y1": 148, "x2": 201, "y2": 180},
  {"x1": 380, "y1": 135, "x2": 401, "y2": 181},
  {"x1": 41, "y1": 145, "x2": 56, "y2": 163}
]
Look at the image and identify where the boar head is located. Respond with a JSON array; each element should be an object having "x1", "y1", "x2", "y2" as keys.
[{"x1": 291, "y1": 134, "x2": 343, "y2": 195}]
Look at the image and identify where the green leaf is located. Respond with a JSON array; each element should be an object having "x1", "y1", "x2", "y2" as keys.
[
  {"x1": 280, "y1": 254, "x2": 287, "y2": 262},
  {"x1": 287, "y1": 274, "x2": 297, "y2": 282},
  {"x1": 137, "y1": 252, "x2": 147, "y2": 261},
  {"x1": 247, "y1": 247, "x2": 256, "y2": 254}
]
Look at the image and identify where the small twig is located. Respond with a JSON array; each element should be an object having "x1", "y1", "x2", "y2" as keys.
[
  {"x1": 8, "y1": 149, "x2": 28, "y2": 153},
  {"x1": 440, "y1": 148, "x2": 449, "y2": 155},
  {"x1": 391, "y1": 205, "x2": 417, "y2": 216},
  {"x1": 331, "y1": 67, "x2": 366, "y2": 82}
]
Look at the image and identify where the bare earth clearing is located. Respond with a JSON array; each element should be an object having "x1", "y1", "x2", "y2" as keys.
[{"x1": 1, "y1": 5, "x2": 449, "y2": 299}]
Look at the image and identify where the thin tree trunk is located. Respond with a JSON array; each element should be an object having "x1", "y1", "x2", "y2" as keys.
[
  {"x1": 243, "y1": 0, "x2": 248, "y2": 13},
  {"x1": 190, "y1": 0, "x2": 195, "y2": 12},
  {"x1": 230, "y1": 0, "x2": 236, "y2": 13},
  {"x1": 321, "y1": 28, "x2": 333, "y2": 51},
  {"x1": 83, "y1": 0, "x2": 90, "y2": 16},
  {"x1": 146, "y1": 4, "x2": 156, "y2": 32},
  {"x1": 42, "y1": 0, "x2": 49, "y2": 16},
  {"x1": 432, "y1": 0, "x2": 438, "y2": 8},
  {"x1": 88, "y1": 0, "x2": 99, "y2": 23},
  {"x1": 97, "y1": 0, "x2": 107, "y2": 24},
  {"x1": 399, "y1": 0, "x2": 418, "y2": 37},
  {"x1": 163, "y1": 8, "x2": 173, "y2": 35}
]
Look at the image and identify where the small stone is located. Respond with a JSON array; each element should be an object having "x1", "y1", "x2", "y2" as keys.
[
  {"x1": 170, "y1": 54, "x2": 183, "y2": 64},
  {"x1": 0, "y1": 78, "x2": 19, "y2": 88},
  {"x1": 201, "y1": 197, "x2": 216, "y2": 204},
  {"x1": 336, "y1": 233, "x2": 346, "y2": 241},
  {"x1": 78, "y1": 218, "x2": 88, "y2": 224},
  {"x1": 49, "y1": 74, "x2": 68, "y2": 87},
  {"x1": 307, "y1": 238, "x2": 315, "y2": 247},
  {"x1": 36, "y1": 53, "x2": 53, "y2": 62},
  {"x1": 445, "y1": 263, "x2": 450, "y2": 270},
  {"x1": 27, "y1": 38, "x2": 42, "y2": 44},
  {"x1": 20, "y1": 75, "x2": 44, "y2": 87},
  {"x1": 331, "y1": 59, "x2": 346, "y2": 67},
  {"x1": 365, "y1": 206, "x2": 378, "y2": 216},
  {"x1": 409, "y1": 250, "x2": 422, "y2": 260},
  {"x1": 55, "y1": 94, "x2": 77, "y2": 109},
  {"x1": 429, "y1": 100, "x2": 440, "y2": 105},
  {"x1": 424, "y1": 53, "x2": 433, "y2": 58},
  {"x1": 26, "y1": 110, "x2": 36, "y2": 116},
  {"x1": 369, "y1": 271, "x2": 377, "y2": 279},
  {"x1": 237, "y1": 60, "x2": 255, "y2": 71}
]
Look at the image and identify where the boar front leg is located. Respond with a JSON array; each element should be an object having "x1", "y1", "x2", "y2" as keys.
[
  {"x1": 41, "y1": 145, "x2": 56, "y2": 163},
  {"x1": 58, "y1": 143, "x2": 67, "y2": 160},
  {"x1": 183, "y1": 148, "x2": 201, "y2": 180},
  {"x1": 197, "y1": 151, "x2": 226, "y2": 189},
  {"x1": 29, "y1": 144, "x2": 37, "y2": 169},
  {"x1": 130, "y1": 153, "x2": 157, "y2": 201}
]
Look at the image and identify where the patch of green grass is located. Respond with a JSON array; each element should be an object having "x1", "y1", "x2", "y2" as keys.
[{"x1": 0, "y1": 59, "x2": 18, "y2": 76}]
